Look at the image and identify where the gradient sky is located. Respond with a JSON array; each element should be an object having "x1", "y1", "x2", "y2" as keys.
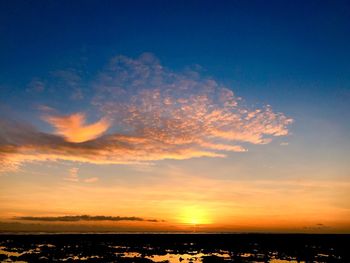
[{"x1": 0, "y1": 0, "x2": 349, "y2": 233}]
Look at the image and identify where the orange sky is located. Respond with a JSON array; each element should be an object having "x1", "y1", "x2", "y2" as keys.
[{"x1": 1, "y1": 161, "x2": 349, "y2": 233}]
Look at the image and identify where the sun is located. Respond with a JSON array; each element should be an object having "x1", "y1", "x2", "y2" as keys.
[{"x1": 179, "y1": 206, "x2": 212, "y2": 226}]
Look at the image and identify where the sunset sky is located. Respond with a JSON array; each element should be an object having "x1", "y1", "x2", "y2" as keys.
[{"x1": 0, "y1": 0, "x2": 349, "y2": 233}]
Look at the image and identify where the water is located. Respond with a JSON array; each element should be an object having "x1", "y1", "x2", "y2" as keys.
[{"x1": 0, "y1": 234, "x2": 348, "y2": 262}]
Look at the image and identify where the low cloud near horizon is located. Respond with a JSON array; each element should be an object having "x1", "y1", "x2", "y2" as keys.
[
  {"x1": 14, "y1": 215, "x2": 160, "y2": 223},
  {"x1": 0, "y1": 53, "x2": 293, "y2": 172}
]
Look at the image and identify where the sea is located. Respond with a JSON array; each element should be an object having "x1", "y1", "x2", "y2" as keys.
[{"x1": 0, "y1": 233, "x2": 348, "y2": 262}]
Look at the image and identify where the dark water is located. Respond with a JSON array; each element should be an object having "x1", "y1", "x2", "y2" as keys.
[{"x1": 0, "y1": 234, "x2": 348, "y2": 262}]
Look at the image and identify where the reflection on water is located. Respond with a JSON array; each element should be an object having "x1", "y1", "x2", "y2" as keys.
[
  {"x1": 269, "y1": 260, "x2": 299, "y2": 263},
  {"x1": 0, "y1": 246, "x2": 24, "y2": 257},
  {"x1": 146, "y1": 253, "x2": 206, "y2": 262},
  {"x1": 0, "y1": 248, "x2": 305, "y2": 263},
  {"x1": 0, "y1": 234, "x2": 347, "y2": 262}
]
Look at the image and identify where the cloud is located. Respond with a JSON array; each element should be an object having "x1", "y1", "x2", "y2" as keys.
[
  {"x1": 303, "y1": 223, "x2": 331, "y2": 231},
  {"x1": 43, "y1": 113, "x2": 110, "y2": 143},
  {"x1": 0, "y1": 54, "x2": 292, "y2": 172},
  {"x1": 84, "y1": 177, "x2": 99, "y2": 183},
  {"x1": 26, "y1": 78, "x2": 45, "y2": 93},
  {"x1": 64, "y1": 168, "x2": 98, "y2": 183},
  {"x1": 64, "y1": 167, "x2": 79, "y2": 182},
  {"x1": 93, "y1": 53, "x2": 292, "y2": 146},
  {"x1": 14, "y1": 215, "x2": 159, "y2": 222}
]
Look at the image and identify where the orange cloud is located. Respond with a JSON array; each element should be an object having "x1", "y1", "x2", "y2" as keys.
[{"x1": 43, "y1": 113, "x2": 110, "y2": 143}]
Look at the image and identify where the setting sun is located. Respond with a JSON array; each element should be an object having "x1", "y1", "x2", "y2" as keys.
[{"x1": 179, "y1": 206, "x2": 212, "y2": 226}]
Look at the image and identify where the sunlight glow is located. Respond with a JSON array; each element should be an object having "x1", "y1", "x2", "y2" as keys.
[{"x1": 179, "y1": 206, "x2": 212, "y2": 226}]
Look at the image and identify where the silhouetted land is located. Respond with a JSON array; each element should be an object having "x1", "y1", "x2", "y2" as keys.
[{"x1": 0, "y1": 234, "x2": 348, "y2": 262}]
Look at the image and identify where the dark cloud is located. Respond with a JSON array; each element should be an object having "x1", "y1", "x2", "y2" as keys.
[
  {"x1": 0, "y1": 221, "x2": 163, "y2": 233},
  {"x1": 15, "y1": 215, "x2": 160, "y2": 223},
  {"x1": 303, "y1": 224, "x2": 331, "y2": 231}
]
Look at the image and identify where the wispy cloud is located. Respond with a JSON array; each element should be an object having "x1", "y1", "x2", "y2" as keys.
[
  {"x1": 0, "y1": 54, "x2": 292, "y2": 172},
  {"x1": 26, "y1": 78, "x2": 46, "y2": 93},
  {"x1": 84, "y1": 177, "x2": 99, "y2": 183},
  {"x1": 15, "y1": 215, "x2": 159, "y2": 222},
  {"x1": 303, "y1": 223, "x2": 331, "y2": 231},
  {"x1": 63, "y1": 167, "x2": 98, "y2": 183},
  {"x1": 64, "y1": 167, "x2": 79, "y2": 182}
]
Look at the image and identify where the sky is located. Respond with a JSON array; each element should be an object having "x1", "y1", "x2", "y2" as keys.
[{"x1": 0, "y1": 0, "x2": 349, "y2": 233}]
